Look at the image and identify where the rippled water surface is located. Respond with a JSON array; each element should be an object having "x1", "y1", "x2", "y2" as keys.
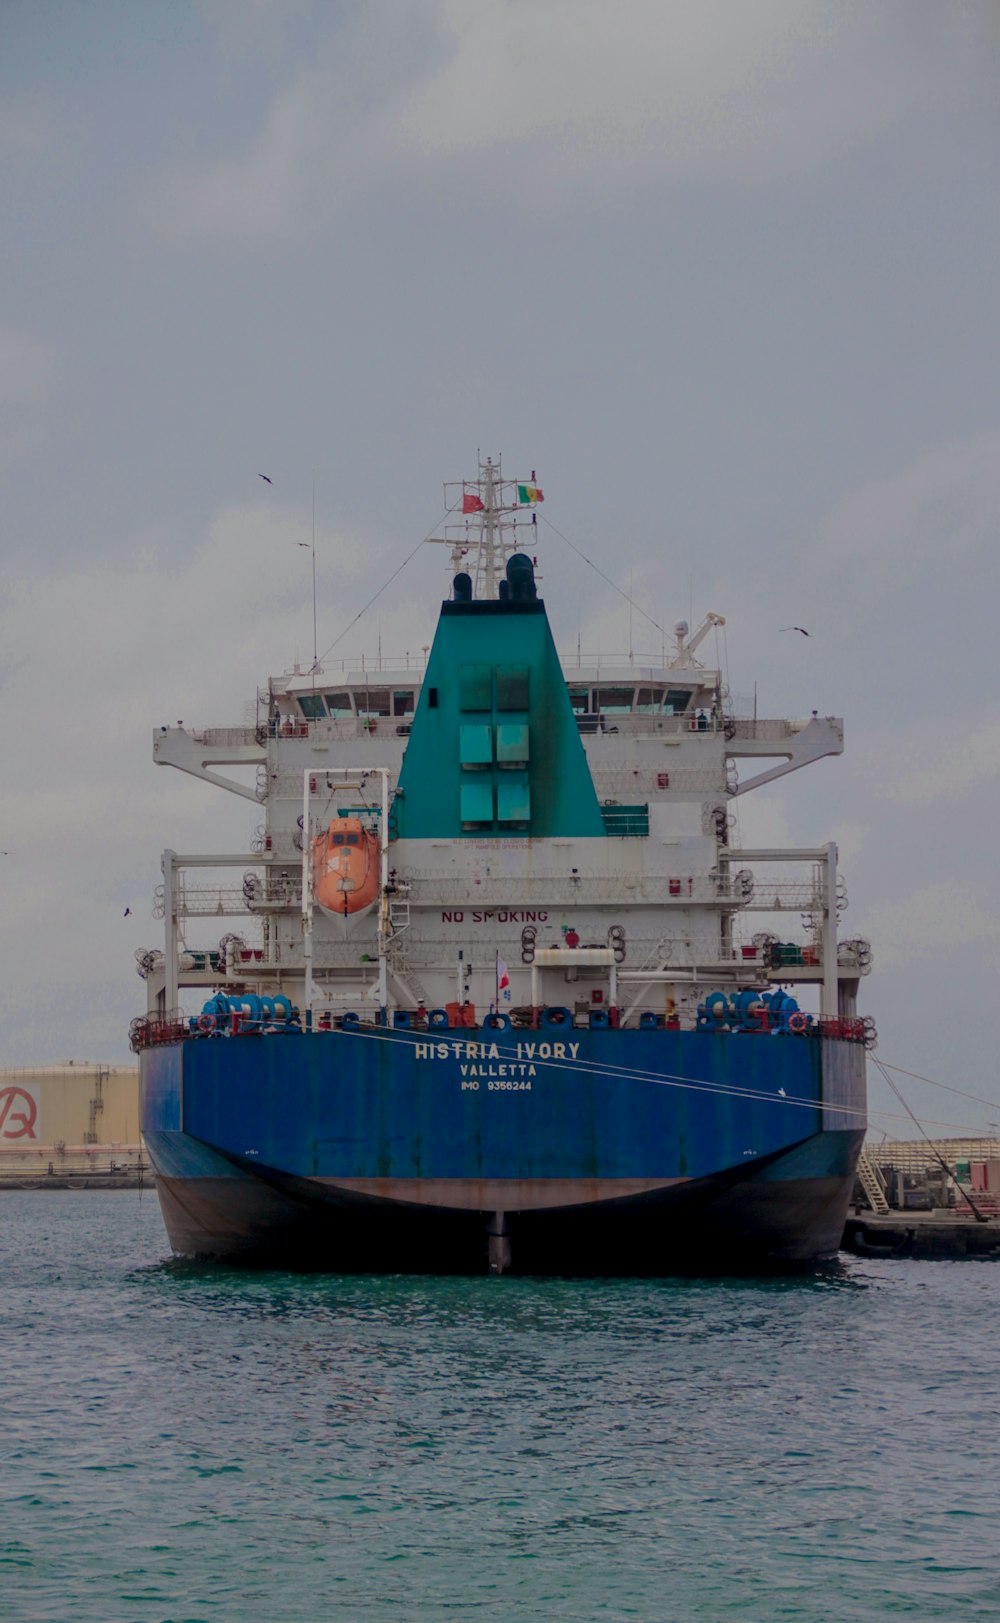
[{"x1": 2, "y1": 1192, "x2": 999, "y2": 1621}]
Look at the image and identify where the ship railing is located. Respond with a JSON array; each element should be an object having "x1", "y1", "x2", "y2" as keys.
[
  {"x1": 690, "y1": 1009, "x2": 875, "y2": 1045},
  {"x1": 189, "y1": 714, "x2": 816, "y2": 747},
  {"x1": 189, "y1": 726, "x2": 263, "y2": 747},
  {"x1": 277, "y1": 653, "x2": 430, "y2": 677},
  {"x1": 810, "y1": 1016, "x2": 877, "y2": 1048},
  {"x1": 128, "y1": 1002, "x2": 875, "y2": 1047},
  {"x1": 129, "y1": 1013, "x2": 188, "y2": 1052},
  {"x1": 398, "y1": 874, "x2": 745, "y2": 906},
  {"x1": 274, "y1": 649, "x2": 712, "y2": 681},
  {"x1": 687, "y1": 1013, "x2": 874, "y2": 1044},
  {"x1": 574, "y1": 712, "x2": 725, "y2": 737},
  {"x1": 154, "y1": 881, "x2": 301, "y2": 919},
  {"x1": 726, "y1": 718, "x2": 813, "y2": 742},
  {"x1": 266, "y1": 714, "x2": 740, "y2": 743},
  {"x1": 259, "y1": 713, "x2": 821, "y2": 744},
  {"x1": 270, "y1": 717, "x2": 410, "y2": 741},
  {"x1": 733, "y1": 939, "x2": 872, "y2": 972}
]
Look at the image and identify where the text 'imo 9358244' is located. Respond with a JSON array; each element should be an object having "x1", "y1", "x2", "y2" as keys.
[{"x1": 135, "y1": 456, "x2": 870, "y2": 1273}]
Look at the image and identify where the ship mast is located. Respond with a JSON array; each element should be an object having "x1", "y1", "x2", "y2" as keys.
[
  {"x1": 432, "y1": 454, "x2": 543, "y2": 599},
  {"x1": 481, "y1": 456, "x2": 501, "y2": 599}
]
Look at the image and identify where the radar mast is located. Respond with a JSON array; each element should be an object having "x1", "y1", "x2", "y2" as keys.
[{"x1": 429, "y1": 454, "x2": 544, "y2": 599}]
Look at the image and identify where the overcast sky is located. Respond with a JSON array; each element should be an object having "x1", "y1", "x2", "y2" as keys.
[{"x1": 2, "y1": 1, "x2": 999, "y2": 1136}]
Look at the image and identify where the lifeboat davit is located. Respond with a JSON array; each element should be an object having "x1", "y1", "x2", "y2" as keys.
[{"x1": 311, "y1": 817, "x2": 380, "y2": 921}]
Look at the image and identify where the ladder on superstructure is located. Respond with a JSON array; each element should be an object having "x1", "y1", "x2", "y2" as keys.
[{"x1": 386, "y1": 895, "x2": 431, "y2": 1007}]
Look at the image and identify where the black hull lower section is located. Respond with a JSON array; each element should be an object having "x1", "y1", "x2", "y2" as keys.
[{"x1": 155, "y1": 1140, "x2": 862, "y2": 1275}]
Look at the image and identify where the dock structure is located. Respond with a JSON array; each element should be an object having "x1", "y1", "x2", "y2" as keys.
[
  {"x1": 845, "y1": 1135, "x2": 1000, "y2": 1257},
  {"x1": 843, "y1": 1212, "x2": 1000, "y2": 1259},
  {"x1": 0, "y1": 1064, "x2": 148, "y2": 1189}
]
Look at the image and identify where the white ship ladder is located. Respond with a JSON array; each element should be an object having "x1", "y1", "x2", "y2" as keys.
[
  {"x1": 388, "y1": 897, "x2": 411, "y2": 936},
  {"x1": 621, "y1": 937, "x2": 674, "y2": 1023},
  {"x1": 857, "y1": 1147, "x2": 890, "y2": 1215},
  {"x1": 386, "y1": 897, "x2": 430, "y2": 1006}
]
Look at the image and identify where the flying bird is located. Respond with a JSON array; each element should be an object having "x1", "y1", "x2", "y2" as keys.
[
  {"x1": 123, "y1": 907, "x2": 132, "y2": 918},
  {"x1": 780, "y1": 626, "x2": 811, "y2": 637},
  {"x1": 258, "y1": 473, "x2": 272, "y2": 484}
]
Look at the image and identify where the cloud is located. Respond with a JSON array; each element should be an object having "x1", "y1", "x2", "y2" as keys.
[
  {"x1": 0, "y1": 330, "x2": 61, "y2": 469},
  {"x1": 146, "y1": 0, "x2": 972, "y2": 240},
  {"x1": 146, "y1": 72, "x2": 342, "y2": 240},
  {"x1": 0, "y1": 329, "x2": 59, "y2": 407},
  {"x1": 862, "y1": 882, "x2": 999, "y2": 973},
  {"x1": 397, "y1": 0, "x2": 860, "y2": 183},
  {"x1": 0, "y1": 499, "x2": 422, "y2": 1063},
  {"x1": 197, "y1": 0, "x2": 315, "y2": 59},
  {"x1": 827, "y1": 820, "x2": 867, "y2": 869},
  {"x1": 856, "y1": 710, "x2": 1000, "y2": 807},
  {"x1": 824, "y1": 430, "x2": 1000, "y2": 565},
  {"x1": 1, "y1": 499, "x2": 378, "y2": 756},
  {"x1": 0, "y1": 91, "x2": 58, "y2": 158}
]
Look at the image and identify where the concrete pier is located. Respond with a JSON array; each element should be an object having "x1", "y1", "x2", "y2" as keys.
[
  {"x1": 843, "y1": 1211, "x2": 1000, "y2": 1259},
  {"x1": 0, "y1": 1169, "x2": 152, "y2": 1191}
]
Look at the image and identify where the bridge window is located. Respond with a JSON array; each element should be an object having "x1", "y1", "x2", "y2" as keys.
[
  {"x1": 664, "y1": 688, "x2": 692, "y2": 714},
  {"x1": 357, "y1": 688, "x2": 391, "y2": 717},
  {"x1": 325, "y1": 692, "x2": 353, "y2": 718},
  {"x1": 568, "y1": 688, "x2": 590, "y2": 713},
  {"x1": 298, "y1": 694, "x2": 326, "y2": 718},
  {"x1": 595, "y1": 687, "x2": 634, "y2": 714},
  {"x1": 393, "y1": 690, "x2": 415, "y2": 716}
]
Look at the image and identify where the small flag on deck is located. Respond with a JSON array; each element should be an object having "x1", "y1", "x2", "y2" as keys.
[
  {"x1": 517, "y1": 483, "x2": 543, "y2": 504},
  {"x1": 463, "y1": 493, "x2": 485, "y2": 513},
  {"x1": 496, "y1": 956, "x2": 510, "y2": 992}
]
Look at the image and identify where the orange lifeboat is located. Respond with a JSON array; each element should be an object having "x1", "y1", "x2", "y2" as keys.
[{"x1": 311, "y1": 816, "x2": 380, "y2": 920}]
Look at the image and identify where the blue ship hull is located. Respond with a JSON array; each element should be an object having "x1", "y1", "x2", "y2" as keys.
[{"x1": 141, "y1": 1027, "x2": 865, "y2": 1271}]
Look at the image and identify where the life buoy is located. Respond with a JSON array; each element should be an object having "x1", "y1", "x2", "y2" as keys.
[
  {"x1": 197, "y1": 1013, "x2": 217, "y2": 1033},
  {"x1": 787, "y1": 1011, "x2": 808, "y2": 1034}
]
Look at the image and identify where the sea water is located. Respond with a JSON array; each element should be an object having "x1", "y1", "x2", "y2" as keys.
[{"x1": 1, "y1": 1192, "x2": 998, "y2": 1622}]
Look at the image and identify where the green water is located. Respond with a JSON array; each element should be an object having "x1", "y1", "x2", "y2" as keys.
[{"x1": 1, "y1": 1192, "x2": 997, "y2": 1620}]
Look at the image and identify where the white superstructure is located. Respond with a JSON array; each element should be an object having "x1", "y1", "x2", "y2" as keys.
[{"x1": 138, "y1": 460, "x2": 871, "y2": 1036}]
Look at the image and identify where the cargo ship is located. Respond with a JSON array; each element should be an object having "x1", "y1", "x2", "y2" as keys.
[{"x1": 134, "y1": 457, "x2": 871, "y2": 1271}]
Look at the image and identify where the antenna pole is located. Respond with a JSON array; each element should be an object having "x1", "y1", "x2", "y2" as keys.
[
  {"x1": 628, "y1": 569, "x2": 633, "y2": 663},
  {"x1": 483, "y1": 457, "x2": 497, "y2": 599},
  {"x1": 311, "y1": 472, "x2": 318, "y2": 671}
]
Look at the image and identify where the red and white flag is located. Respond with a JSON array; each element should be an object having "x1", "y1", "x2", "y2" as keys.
[{"x1": 496, "y1": 956, "x2": 510, "y2": 992}]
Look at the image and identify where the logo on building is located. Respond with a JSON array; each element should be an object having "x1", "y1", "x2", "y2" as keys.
[{"x1": 0, "y1": 1085, "x2": 39, "y2": 1140}]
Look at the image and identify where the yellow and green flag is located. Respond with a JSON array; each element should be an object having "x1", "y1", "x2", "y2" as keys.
[{"x1": 517, "y1": 482, "x2": 544, "y2": 504}]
